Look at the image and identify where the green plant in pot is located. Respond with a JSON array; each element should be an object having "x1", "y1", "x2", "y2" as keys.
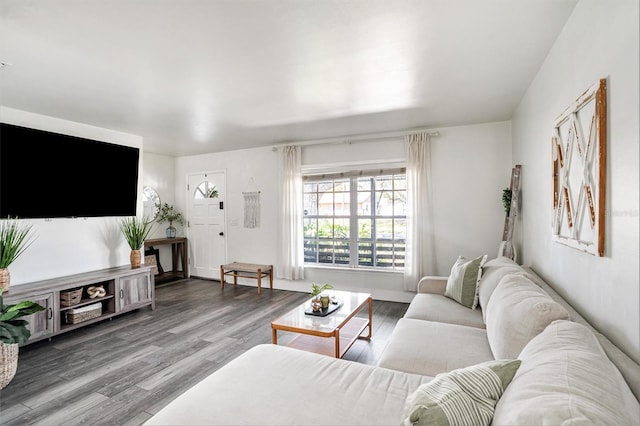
[
  {"x1": 0, "y1": 219, "x2": 36, "y2": 292},
  {"x1": 156, "y1": 203, "x2": 184, "y2": 238},
  {"x1": 0, "y1": 288, "x2": 45, "y2": 390},
  {"x1": 310, "y1": 283, "x2": 333, "y2": 311},
  {"x1": 119, "y1": 217, "x2": 155, "y2": 268},
  {"x1": 502, "y1": 187, "x2": 512, "y2": 216}
]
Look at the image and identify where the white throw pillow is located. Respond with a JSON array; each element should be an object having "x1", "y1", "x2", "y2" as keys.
[
  {"x1": 493, "y1": 320, "x2": 640, "y2": 425},
  {"x1": 485, "y1": 272, "x2": 569, "y2": 359}
]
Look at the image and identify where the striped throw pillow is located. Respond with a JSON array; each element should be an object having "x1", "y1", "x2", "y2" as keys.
[
  {"x1": 402, "y1": 359, "x2": 521, "y2": 426},
  {"x1": 444, "y1": 255, "x2": 488, "y2": 309}
]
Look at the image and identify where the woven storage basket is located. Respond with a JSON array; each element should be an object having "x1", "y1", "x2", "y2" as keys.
[
  {"x1": 65, "y1": 303, "x2": 102, "y2": 324},
  {"x1": 0, "y1": 343, "x2": 19, "y2": 390},
  {"x1": 60, "y1": 288, "x2": 83, "y2": 307}
]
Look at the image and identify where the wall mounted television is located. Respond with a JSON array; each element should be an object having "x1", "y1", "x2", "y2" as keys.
[{"x1": 0, "y1": 123, "x2": 140, "y2": 219}]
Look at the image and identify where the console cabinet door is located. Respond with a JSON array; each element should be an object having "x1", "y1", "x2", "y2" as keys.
[
  {"x1": 117, "y1": 272, "x2": 153, "y2": 313},
  {"x1": 5, "y1": 292, "x2": 55, "y2": 343}
]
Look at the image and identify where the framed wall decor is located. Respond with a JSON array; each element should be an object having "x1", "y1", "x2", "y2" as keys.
[{"x1": 551, "y1": 78, "x2": 606, "y2": 256}]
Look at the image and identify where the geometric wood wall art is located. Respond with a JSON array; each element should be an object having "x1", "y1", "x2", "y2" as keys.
[{"x1": 552, "y1": 78, "x2": 607, "y2": 256}]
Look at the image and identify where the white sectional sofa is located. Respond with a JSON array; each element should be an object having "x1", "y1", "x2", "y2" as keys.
[{"x1": 146, "y1": 257, "x2": 640, "y2": 425}]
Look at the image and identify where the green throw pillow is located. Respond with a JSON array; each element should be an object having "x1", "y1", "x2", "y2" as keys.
[
  {"x1": 402, "y1": 359, "x2": 521, "y2": 426},
  {"x1": 444, "y1": 254, "x2": 487, "y2": 309}
]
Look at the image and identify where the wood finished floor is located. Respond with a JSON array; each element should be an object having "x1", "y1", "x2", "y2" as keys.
[{"x1": 0, "y1": 278, "x2": 409, "y2": 425}]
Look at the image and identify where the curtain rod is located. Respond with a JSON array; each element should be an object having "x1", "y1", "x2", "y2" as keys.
[{"x1": 270, "y1": 128, "x2": 440, "y2": 150}]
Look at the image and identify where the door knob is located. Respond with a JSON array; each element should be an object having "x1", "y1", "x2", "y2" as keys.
[{"x1": 219, "y1": 232, "x2": 224, "y2": 236}]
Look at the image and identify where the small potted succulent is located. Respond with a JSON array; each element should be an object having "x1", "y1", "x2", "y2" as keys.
[
  {"x1": 0, "y1": 289, "x2": 45, "y2": 389},
  {"x1": 310, "y1": 283, "x2": 334, "y2": 311}
]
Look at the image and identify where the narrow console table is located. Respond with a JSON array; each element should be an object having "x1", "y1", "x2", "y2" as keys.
[{"x1": 145, "y1": 237, "x2": 188, "y2": 284}]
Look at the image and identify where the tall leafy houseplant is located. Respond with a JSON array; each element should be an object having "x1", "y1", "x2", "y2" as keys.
[
  {"x1": 119, "y1": 217, "x2": 155, "y2": 268},
  {"x1": 156, "y1": 203, "x2": 184, "y2": 238},
  {"x1": 0, "y1": 288, "x2": 45, "y2": 389},
  {"x1": 0, "y1": 219, "x2": 35, "y2": 292}
]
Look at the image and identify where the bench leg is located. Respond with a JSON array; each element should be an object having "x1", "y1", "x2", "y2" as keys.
[
  {"x1": 257, "y1": 268, "x2": 262, "y2": 295},
  {"x1": 269, "y1": 267, "x2": 273, "y2": 290}
]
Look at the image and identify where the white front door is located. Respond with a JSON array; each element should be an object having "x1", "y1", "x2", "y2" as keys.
[{"x1": 187, "y1": 171, "x2": 226, "y2": 279}]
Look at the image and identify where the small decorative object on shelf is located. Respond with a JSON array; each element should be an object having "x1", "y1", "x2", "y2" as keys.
[
  {"x1": 0, "y1": 219, "x2": 36, "y2": 292},
  {"x1": 119, "y1": 217, "x2": 155, "y2": 268},
  {"x1": 0, "y1": 289, "x2": 45, "y2": 390},
  {"x1": 155, "y1": 203, "x2": 184, "y2": 238},
  {"x1": 87, "y1": 285, "x2": 106, "y2": 299}
]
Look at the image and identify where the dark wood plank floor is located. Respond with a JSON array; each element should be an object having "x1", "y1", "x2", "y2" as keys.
[{"x1": 0, "y1": 278, "x2": 409, "y2": 425}]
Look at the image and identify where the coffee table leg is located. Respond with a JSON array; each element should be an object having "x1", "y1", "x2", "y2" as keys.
[
  {"x1": 335, "y1": 329, "x2": 340, "y2": 358},
  {"x1": 257, "y1": 268, "x2": 262, "y2": 295},
  {"x1": 367, "y1": 296, "x2": 373, "y2": 339},
  {"x1": 272, "y1": 327, "x2": 278, "y2": 345}
]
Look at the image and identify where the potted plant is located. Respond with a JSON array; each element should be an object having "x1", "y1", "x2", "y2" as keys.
[
  {"x1": 119, "y1": 217, "x2": 155, "y2": 268},
  {"x1": 156, "y1": 203, "x2": 184, "y2": 238},
  {"x1": 0, "y1": 219, "x2": 36, "y2": 292},
  {"x1": 502, "y1": 187, "x2": 512, "y2": 216},
  {"x1": 0, "y1": 288, "x2": 45, "y2": 389},
  {"x1": 310, "y1": 283, "x2": 333, "y2": 311}
]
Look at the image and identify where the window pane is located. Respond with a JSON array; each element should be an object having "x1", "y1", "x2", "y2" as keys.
[
  {"x1": 394, "y1": 175, "x2": 407, "y2": 190},
  {"x1": 334, "y1": 191, "x2": 350, "y2": 216},
  {"x1": 357, "y1": 178, "x2": 371, "y2": 191},
  {"x1": 357, "y1": 191, "x2": 371, "y2": 215},
  {"x1": 303, "y1": 219, "x2": 317, "y2": 238},
  {"x1": 376, "y1": 191, "x2": 394, "y2": 215},
  {"x1": 318, "y1": 192, "x2": 334, "y2": 215},
  {"x1": 333, "y1": 179, "x2": 350, "y2": 192},
  {"x1": 393, "y1": 190, "x2": 407, "y2": 216},
  {"x1": 375, "y1": 176, "x2": 393, "y2": 191},
  {"x1": 303, "y1": 193, "x2": 318, "y2": 216},
  {"x1": 304, "y1": 182, "x2": 317, "y2": 193}
]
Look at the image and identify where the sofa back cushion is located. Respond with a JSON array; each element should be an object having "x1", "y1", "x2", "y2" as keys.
[
  {"x1": 493, "y1": 320, "x2": 640, "y2": 425},
  {"x1": 477, "y1": 256, "x2": 524, "y2": 323},
  {"x1": 485, "y1": 273, "x2": 569, "y2": 359}
]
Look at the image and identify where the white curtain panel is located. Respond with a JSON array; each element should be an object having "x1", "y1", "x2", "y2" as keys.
[
  {"x1": 277, "y1": 145, "x2": 305, "y2": 280},
  {"x1": 403, "y1": 133, "x2": 436, "y2": 291}
]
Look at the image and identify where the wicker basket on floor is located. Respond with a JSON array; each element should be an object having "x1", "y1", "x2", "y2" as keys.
[
  {"x1": 0, "y1": 343, "x2": 19, "y2": 390},
  {"x1": 60, "y1": 288, "x2": 83, "y2": 307}
]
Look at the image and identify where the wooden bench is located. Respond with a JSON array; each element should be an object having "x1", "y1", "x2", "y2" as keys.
[{"x1": 220, "y1": 262, "x2": 273, "y2": 295}]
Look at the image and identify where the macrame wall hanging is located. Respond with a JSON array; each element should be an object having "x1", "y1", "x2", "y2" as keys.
[{"x1": 243, "y1": 178, "x2": 261, "y2": 228}]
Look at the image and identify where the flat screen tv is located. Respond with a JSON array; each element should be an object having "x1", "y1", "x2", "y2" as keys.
[{"x1": 0, "y1": 123, "x2": 140, "y2": 218}]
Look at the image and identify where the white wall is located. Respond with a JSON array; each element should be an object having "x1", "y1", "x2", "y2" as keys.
[
  {"x1": 0, "y1": 107, "x2": 144, "y2": 285},
  {"x1": 175, "y1": 121, "x2": 512, "y2": 302},
  {"x1": 143, "y1": 151, "x2": 179, "y2": 269},
  {"x1": 512, "y1": 0, "x2": 639, "y2": 362}
]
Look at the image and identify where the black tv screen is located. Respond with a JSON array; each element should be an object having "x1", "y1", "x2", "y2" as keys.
[{"x1": 0, "y1": 123, "x2": 139, "y2": 218}]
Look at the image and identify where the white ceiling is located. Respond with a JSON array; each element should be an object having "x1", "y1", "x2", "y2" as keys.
[{"x1": 0, "y1": 0, "x2": 578, "y2": 157}]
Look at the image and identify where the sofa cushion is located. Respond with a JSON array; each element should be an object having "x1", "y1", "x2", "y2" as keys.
[
  {"x1": 404, "y1": 293, "x2": 485, "y2": 329},
  {"x1": 444, "y1": 254, "x2": 487, "y2": 309},
  {"x1": 485, "y1": 273, "x2": 569, "y2": 359},
  {"x1": 402, "y1": 359, "x2": 521, "y2": 426},
  {"x1": 493, "y1": 320, "x2": 640, "y2": 425},
  {"x1": 145, "y1": 344, "x2": 435, "y2": 426},
  {"x1": 477, "y1": 256, "x2": 524, "y2": 323},
  {"x1": 378, "y1": 318, "x2": 494, "y2": 377}
]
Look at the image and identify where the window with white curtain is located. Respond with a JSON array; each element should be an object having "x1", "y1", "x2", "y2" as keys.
[{"x1": 302, "y1": 168, "x2": 406, "y2": 270}]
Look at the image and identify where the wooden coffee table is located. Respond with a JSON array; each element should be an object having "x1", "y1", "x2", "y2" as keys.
[{"x1": 271, "y1": 290, "x2": 372, "y2": 358}]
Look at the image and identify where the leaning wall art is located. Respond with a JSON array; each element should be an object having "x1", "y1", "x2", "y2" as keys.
[{"x1": 552, "y1": 78, "x2": 606, "y2": 257}]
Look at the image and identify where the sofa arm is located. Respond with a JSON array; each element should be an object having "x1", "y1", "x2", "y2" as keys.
[{"x1": 417, "y1": 276, "x2": 448, "y2": 294}]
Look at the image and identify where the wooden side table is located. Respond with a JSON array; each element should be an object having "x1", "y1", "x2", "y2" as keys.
[{"x1": 220, "y1": 262, "x2": 273, "y2": 295}]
